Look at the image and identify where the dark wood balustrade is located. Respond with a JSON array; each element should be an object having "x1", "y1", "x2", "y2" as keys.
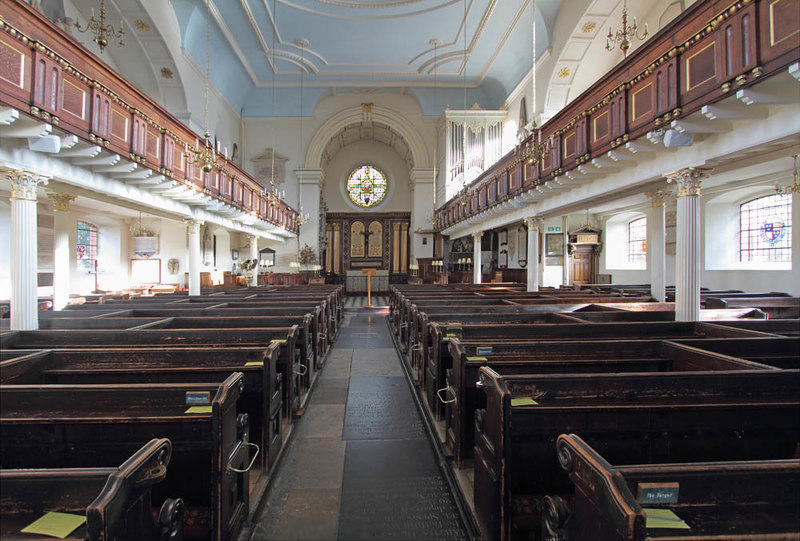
[
  {"x1": 435, "y1": 0, "x2": 799, "y2": 231},
  {"x1": 0, "y1": 0, "x2": 298, "y2": 233}
]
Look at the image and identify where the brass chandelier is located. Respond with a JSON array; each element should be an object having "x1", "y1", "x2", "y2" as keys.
[
  {"x1": 74, "y1": 0, "x2": 124, "y2": 53},
  {"x1": 606, "y1": 0, "x2": 648, "y2": 58}
]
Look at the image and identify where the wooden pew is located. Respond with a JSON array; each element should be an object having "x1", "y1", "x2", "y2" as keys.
[
  {"x1": 1, "y1": 344, "x2": 283, "y2": 475},
  {"x1": 473, "y1": 367, "x2": 800, "y2": 541},
  {"x1": 672, "y1": 337, "x2": 800, "y2": 368},
  {"x1": 0, "y1": 438, "x2": 184, "y2": 541},
  {"x1": 700, "y1": 318, "x2": 800, "y2": 337},
  {"x1": 424, "y1": 320, "x2": 775, "y2": 426},
  {"x1": 0, "y1": 326, "x2": 304, "y2": 419},
  {"x1": 442, "y1": 338, "x2": 777, "y2": 465},
  {"x1": 548, "y1": 434, "x2": 800, "y2": 541},
  {"x1": 704, "y1": 296, "x2": 800, "y2": 318},
  {"x1": 0, "y1": 374, "x2": 252, "y2": 541}
]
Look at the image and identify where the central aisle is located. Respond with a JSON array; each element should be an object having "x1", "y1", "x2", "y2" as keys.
[{"x1": 251, "y1": 305, "x2": 468, "y2": 540}]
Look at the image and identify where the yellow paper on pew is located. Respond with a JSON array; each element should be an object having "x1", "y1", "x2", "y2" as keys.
[
  {"x1": 21, "y1": 511, "x2": 86, "y2": 538},
  {"x1": 644, "y1": 508, "x2": 691, "y2": 529},
  {"x1": 271, "y1": 339, "x2": 287, "y2": 344},
  {"x1": 467, "y1": 356, "x2": 488, "y2": 361},
  {"x1": 245, "y1": 361, "x2": 264, "y2": 367},
  {"x1": 185, "y1": 406, "x2": 213, "y2": 414},
  {"x1": 510, "y1": 397, "x2": 538, "y2": 406}
]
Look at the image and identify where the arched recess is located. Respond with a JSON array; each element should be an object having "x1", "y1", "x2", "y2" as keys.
[{"x1": 305, "y1": 105, "x2": 429, "y2": 171}]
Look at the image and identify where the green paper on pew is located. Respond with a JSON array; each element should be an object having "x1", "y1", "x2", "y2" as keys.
[
  {"x1": 185, "y1": 406, "x2": 213, "y2": 414},
  {"x1": 510, "y1": 397, "x2": 538, "y2": 406},
  {"x1": 271, "y1": 339, "x2": 287, "y2": 344},
  {"x1": 467, "y1": 356, "x2": 488, "y2": 361},
  {"x1": 644, "y1": 508, "x2": 690, "y2": 530},
  {"x1": 21, "y1": 511, "x2": 86, "y2": 538},
  {"x1": 245, "y1": 361, "x2": 264, "y2": 367}
]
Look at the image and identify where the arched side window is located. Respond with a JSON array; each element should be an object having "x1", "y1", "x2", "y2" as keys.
[
  {"x1": 77, "y1": 221, "x2": 98, "y2": 272},
  {"x1": 347, "y1": 165, "x2": 387, "y2": 208},
  {"x1": 627, "y1": 217, "x2": 647, "y2": 264},
  {"x1": 739, "y1": 194, "x2": 792, "y2": 262}
]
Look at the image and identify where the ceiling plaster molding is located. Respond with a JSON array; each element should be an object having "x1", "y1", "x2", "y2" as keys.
[
  {"x1": 208, "y1": 0, "x2": 260, "y2": 85},
  {"x1": 180, "y1": 48, "x2": 242, "y2": 126},
  {"x1": 305, "y1": 105, "x2": 429, "y2": 170},
  {"x1": 275, "y1": 0, "x2": 462, "y2": 20},
  {"x1": 476, "y1": 0, "x2": 530, "y2": 85}
]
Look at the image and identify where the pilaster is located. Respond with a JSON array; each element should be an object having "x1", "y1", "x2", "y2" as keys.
[
  {"x1": 248, "y1": 235, "x2": 259, "y2": 287},
  {"x1": 295, "y1": 169, "x2": 324, "y2": 260}
]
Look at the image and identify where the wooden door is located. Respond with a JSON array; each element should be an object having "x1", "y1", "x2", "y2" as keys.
[{"x1": 571, "y1": 250, "x2": 594, "y2": 285}]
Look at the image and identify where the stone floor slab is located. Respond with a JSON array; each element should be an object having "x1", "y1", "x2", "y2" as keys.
[
  {"x1": 268, "y1": 437, "x2": 346, "y2": 492},
  {"x1": 342, "y1": 377, "x2": 425, "y2": 440},
  {"x1": 312, "y1": 378, "x2": 350, "y2": 405},
  {"x1": 253, "y1": 489, "x2": 340, "y2": 541},
  {"x1": 294, "y1": 404, "x2": 345, "y2": 439}
]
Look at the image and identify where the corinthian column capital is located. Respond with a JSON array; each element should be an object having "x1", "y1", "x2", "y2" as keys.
[
  {"x1": 185, "y1": 218, "x2": 203, "y2": 235},
  {"x1": 664, "y1": 167, "x2": 712, "y2": 198},
  {"x1": 524, "y1": 216, "x2": 543, "y2": 231},
  {"x1": 645, "y1": 189, "x2": 670, "y2": 208},
  {"x1": 47, "y1": 192, "x2": 77, "y2": 212},
  {"x1": 1, "y1": 168, "x2": 50, "y2": 201}
]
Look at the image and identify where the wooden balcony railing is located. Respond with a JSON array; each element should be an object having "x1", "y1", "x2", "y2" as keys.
[
  {"x1": 0, "y1": 0, "x2": 298, "y2": 233},
  {"x1": 435, "y1": 0, "x2": 799, "y2": 231}
]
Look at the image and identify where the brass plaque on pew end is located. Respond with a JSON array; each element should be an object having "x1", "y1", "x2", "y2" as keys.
[{"x1": 638, "y1": 482, "x2": 679, "y2": 504}]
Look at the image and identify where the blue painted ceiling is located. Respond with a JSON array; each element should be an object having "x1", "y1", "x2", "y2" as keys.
[{"x1": 171, "y1": 0, "x2": 562, "y2": 116}]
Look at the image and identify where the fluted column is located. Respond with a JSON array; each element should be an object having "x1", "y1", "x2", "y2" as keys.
[
  {"x1": 186, "y1": 219, "x2": 203, "y2": 296},
  {"x1": 248, "y1": 235, "x2": 259, "y2": 287},
  {"x1": 561, "y1": 216, "x2": 570, "y2": 286},
  {"x1": 47, "y1": 193, "x2": 77, "y2": 310},
  {"x1": 472, "y1": 232, "x2": 483, "y2": 284},
  {"x1": 2, "y1": 168, "x2": 50, "y2": 329},
  {"x1": 666, "y1": 168, "x2": 710, "y2": 321},
  {"x1": 645, "y1": 190, "x2": 668, "y2": 302},
  {"x1": 525, "y1": 217, "x2": 543, "y2": 291}
]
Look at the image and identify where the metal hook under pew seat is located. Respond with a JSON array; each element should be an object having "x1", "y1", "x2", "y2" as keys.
[{"x1": 228, "y1": 442, "x2": 260, "y2": 473}]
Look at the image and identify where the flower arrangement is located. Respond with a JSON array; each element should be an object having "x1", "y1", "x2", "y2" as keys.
[
  {"x1": 298, "y1": 244, "x2": 316, "y2": 267},
  {"x1": 239, "y1": 259, "x2": 258, "y2": 271}
]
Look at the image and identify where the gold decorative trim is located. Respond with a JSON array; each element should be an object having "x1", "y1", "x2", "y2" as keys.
[
  {"x1": 664, "y1": 167, "x2": 712, "y2": 197},
  {"x1": 0, "y1": 168, "x2": 50, "y2": 200},
  {"x1": 645, "y1": 189, "x2": 670, "y2": 207},
  {"x1": 685, "y1": 41, "x2": 716, "y2": 91},
  {"x1": 524, "y1": 217, "x2": 543, "y2": 231},
  {"x1": 47, "y1": 192, "x2": 77, "y2": 211}
]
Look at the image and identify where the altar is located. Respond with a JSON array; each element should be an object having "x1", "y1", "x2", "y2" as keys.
[{"x1": 345, "y1": 269, "x2": 389, "y2": 293}]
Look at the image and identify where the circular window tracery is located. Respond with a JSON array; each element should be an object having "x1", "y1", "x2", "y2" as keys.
[{"x1": 347, "y1": 165, "x2": 387, "y2": 208}]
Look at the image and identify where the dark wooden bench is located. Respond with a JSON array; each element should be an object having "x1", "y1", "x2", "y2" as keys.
[
  {"x1": 704, "y1": 296, "x2": 800, "y2": 318},
  {"x1": 442, "y1": 338, "x2": 777, "y2": 465},
  {"x1": 673, "y1": 337, "x2": 800, "y2": 368},
  {"x1": 548, "y1": 434, "x2": 800, "y2": 541},
  {"x1": 1, "y1": 344, "x2": 283, "y2": 475},
  {"x1": 0, "y1": 326, "x2": 304, "y2": 419},
  {"x1": 0, "y1": 438, "x2": 183, "y2": 541},
  {"x1": 424, "y1": 321, "x2": 776, "y2": 426},
  {"x1": 0, "y1": 374, "x2": 251, "y2": 541},
  {"x1": 474, "y1": 367, "x2": 800, "y2": 541},
  {"x1": 699, "y1": 318, "x2": 800, "y2": 337}
]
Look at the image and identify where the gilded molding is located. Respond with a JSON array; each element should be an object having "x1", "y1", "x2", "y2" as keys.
[
  {"x1": 645, "y1": 189, "x2": 670, "y2": 207},
  {"x1": 1, "y1": 168, "x2": 50, "y2": 201},
  {"x1": 185, "y1": 218, "x2": 203, "y2": 235},
  {"x1": 472, "y1": 232, "x2": 483, "y2": 242},
  {"x1": 664, "y1": 167, "x2": 712, "y2": 197},
  {"x1": 47, "y1": 192, "x2": 77, "y2": 211},
  {"x1": 524, "y1": 217, "x2": 544, "y2": 231}
]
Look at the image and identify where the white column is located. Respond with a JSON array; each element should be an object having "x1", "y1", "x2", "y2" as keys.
[
  {"x1": 526, "y1": 217, "x2": 543, "y2": 291},
  {"x1": 646, "y1": 190, "x2": 668, "y2": 302},
  {"x1": 48, "y1": 193, "x2": 77, "y2": 310},
  {"x1": 2, "y1": 168, "x2": 50, "y2": 330},
  {"x1": 248, "y1": 235, "x2": 259, "y2": 287},
  {"x1": 472, "y1": 232, "x2": 483, "y2": 284},
  {"x1": 294, "y1": 169, "x2": 324, "y2": 263},
  {"x1": 561, "y1": 215, "x2": 570, "y2": 286},
  {"x1": 186, "y1": 219, "x2": 202, "y2": 296},
  {"x1": 666, "y1": 168, "x2": 709, "y2": 321},
  {"x1": 410, "y1": 168, "x2": 436, "y2": 262}
]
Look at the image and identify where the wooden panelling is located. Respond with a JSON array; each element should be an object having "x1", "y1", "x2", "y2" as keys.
[
  {"x1": 0, "y1": 39, "x2": 26, "y2": 89},
  {"x1": 631, "y1": 81, "x2": 654, "y2": 123},
  {"x1": 32, "y1": 49, "x2": 61, "y2": 116},
  {"x1": 684, "y1": 39, "x2": 717, "y2": 92},
  {"x1": 563, "y1": 132, "x2": 577, "y2": 162},
  {"x1": 760, "y1": 0, "x2": 800, "y2": 67}
]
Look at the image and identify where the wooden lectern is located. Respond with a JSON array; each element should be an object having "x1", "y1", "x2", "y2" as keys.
[{"x1": 362, "y1": 268, "x2": 376, "y2": 307}]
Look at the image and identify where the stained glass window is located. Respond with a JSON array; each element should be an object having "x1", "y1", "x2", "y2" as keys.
[
  {"x1": 77, "y1": 221, "x2": 98, "y2": 271},
  {"x1": 627, "y1": 217, "x2": 647, "y2": 264},
  {"x1": 739, "y1": 194, "x2": 792, "y2": 262},
  {"x1": 347, "y1": 165, "x2": 387, "y2": 208}
]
